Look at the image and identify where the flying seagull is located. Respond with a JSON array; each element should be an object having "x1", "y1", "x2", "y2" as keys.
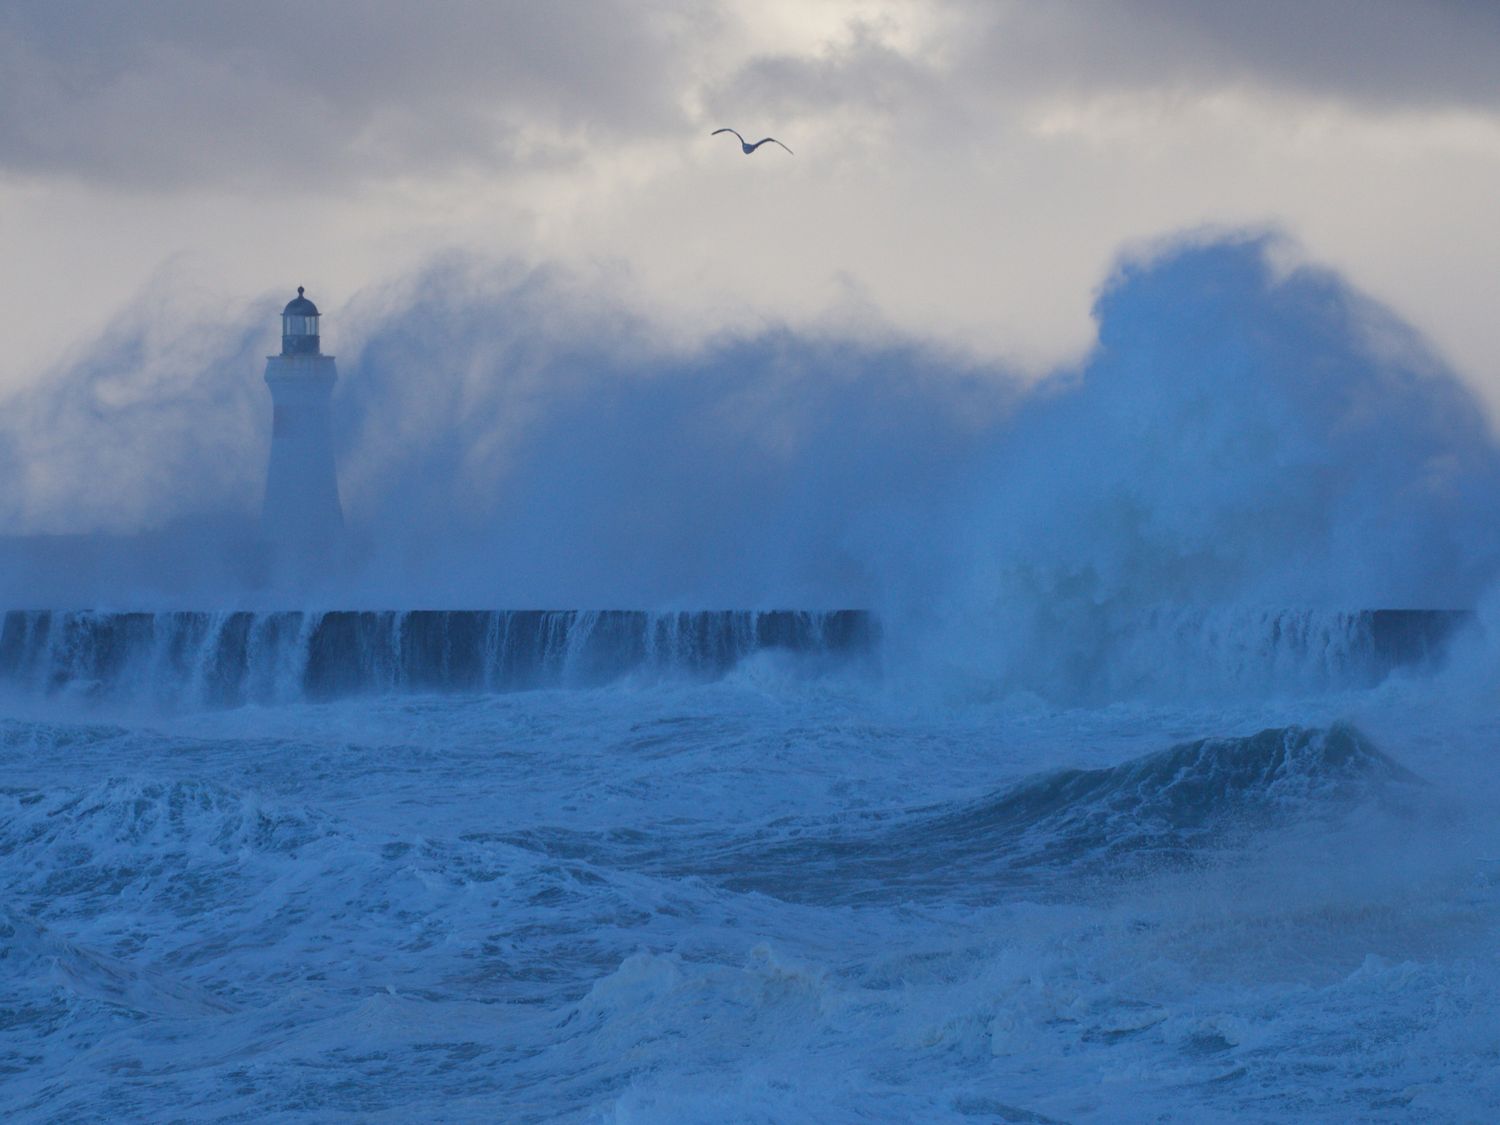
[{"x1": 712, "y1": 128, "x2": 793, "y2": 155}]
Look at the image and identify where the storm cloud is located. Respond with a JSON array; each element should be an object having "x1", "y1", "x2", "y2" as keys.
[
  {"x1": 5, "y1": 2, "x2": 1499, "y2": 189},
  {"x1": 2, "y1": 1, "x2": 1498, "y2": 464},
  {"x1": 0, "y1": 0, "x2": 695, "y2": 187}
]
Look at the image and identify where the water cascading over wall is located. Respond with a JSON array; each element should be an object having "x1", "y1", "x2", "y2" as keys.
[
  {"x1": 0, "y1": 610, "x2": 877, "y2": 706},
  {"x1": 0, "y1": 606, "x2": 1473, "y2": 708},
  {"x1": 993, "y1": 605, "x2": 1473, "y2": 701}
]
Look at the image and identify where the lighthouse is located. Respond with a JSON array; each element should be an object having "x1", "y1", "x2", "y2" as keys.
[{"x1": 261, "y1": 287, "x2": 343, "y2": 546}]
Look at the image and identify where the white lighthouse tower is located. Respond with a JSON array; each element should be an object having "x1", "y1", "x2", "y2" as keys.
[{"x1": 262, "y1": 287, "x2": 343, "y2": 546}]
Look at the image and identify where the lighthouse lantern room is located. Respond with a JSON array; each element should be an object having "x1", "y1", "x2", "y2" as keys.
[
  {"x1": 262, "y1": 285, "x2": 344, "y2": 547},
  {"x1": 281, "y1": 286, "x2": 321, "y2": 355}
]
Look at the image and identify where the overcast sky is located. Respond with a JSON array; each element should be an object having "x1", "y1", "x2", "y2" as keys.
[{"x1": 3, "y1": 0, "x2": 1499, "y2": 411}]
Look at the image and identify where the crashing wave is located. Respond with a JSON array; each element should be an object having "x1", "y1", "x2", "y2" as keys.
[
  {"x1": 909, "y1": 722, "x2": 1417, "y2": 873},
  {"x1": 617, "y1": 725, "x2": 1421, "y2": 903}
]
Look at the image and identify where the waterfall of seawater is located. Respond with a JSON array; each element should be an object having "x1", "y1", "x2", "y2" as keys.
[{"x1": 0, "y1": 609, "x2": 878, "y2": 705}]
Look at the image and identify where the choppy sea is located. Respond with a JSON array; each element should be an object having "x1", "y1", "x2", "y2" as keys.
[{"x1": 3, "y1": 609, "x2": 1500, "y2": 1122}]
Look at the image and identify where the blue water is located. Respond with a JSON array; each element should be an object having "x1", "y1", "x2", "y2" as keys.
[
  {"x1": 7, "y1": 225, "x2": 1500, "y2": 1120},
  {"x1": 3, "y1": 613, "x2": 1499, "y2": 1122}
]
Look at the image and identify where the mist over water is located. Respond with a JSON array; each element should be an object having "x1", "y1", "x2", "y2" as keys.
[
  {"x1": 1023, "y1": 239, "x2": 1499, "y2": 605},
  {"x1": 904, "y1": 236, "x2": 1500, "y2": 701},
  {"x1": 5, "y1": 236, "x2": 1498, "y2": 620},
  {"x1": 5, "y1": 234, "x2": 1500, "y2": 1121}
]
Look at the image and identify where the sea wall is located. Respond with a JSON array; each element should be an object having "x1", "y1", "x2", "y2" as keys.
[{"x1": 0, "y1": 609, "x2": 876, "y2": 706}]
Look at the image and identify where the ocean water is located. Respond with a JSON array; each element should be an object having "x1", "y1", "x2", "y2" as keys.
[{"x1": 3, "y1": 610, "x2": 1500, "y2": 1122}]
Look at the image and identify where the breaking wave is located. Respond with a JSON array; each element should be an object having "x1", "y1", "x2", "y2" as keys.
[
  {"x1": 893, "y1": 722, "x2": 1418, "y2": 881},
  {"x1": 508, "y1": 724, "x2": 1419, "y2": 905}
]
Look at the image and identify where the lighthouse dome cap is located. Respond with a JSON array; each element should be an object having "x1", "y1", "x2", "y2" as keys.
[{"x1": 282, "y1": 286, "x2": 320, "y2": 317}]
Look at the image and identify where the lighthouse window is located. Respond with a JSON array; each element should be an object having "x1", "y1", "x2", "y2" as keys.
[{"x1": 284, "y1": 315, "x2": 316, "y2": 336}]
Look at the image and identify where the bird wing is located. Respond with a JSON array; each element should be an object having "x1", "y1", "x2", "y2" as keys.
[
  {"x1": 748, "y1": 137, "x2": 794, "y2": 154},
  {"x1": 711, "y1": 128, "x2": 745, "y2": 143}
]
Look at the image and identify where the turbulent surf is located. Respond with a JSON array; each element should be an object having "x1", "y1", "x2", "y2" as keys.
[
  {"x1": 6, "y1": 239, "x2": 1500, "y2": 1121},
  {"x1": 2, "y1": 624, "x2": 1498, "y2": 1122}
]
